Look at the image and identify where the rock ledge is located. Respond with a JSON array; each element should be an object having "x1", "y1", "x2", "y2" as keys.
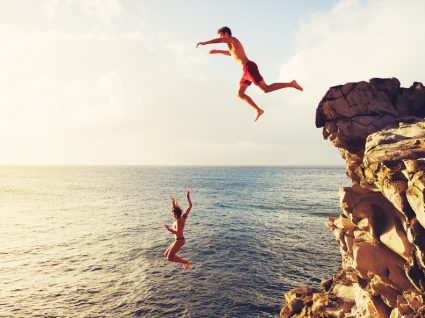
[{"x1": 281, "y1": 78, "x2": 425, "y2": 317}]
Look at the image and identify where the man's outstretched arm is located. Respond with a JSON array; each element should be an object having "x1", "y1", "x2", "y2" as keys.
[
  {"x1": 196, "y1": 37, "x2": 231, "y2": 48},
  {"x1": 209, "y1": 49, "x2": 230, "y2": 55}
]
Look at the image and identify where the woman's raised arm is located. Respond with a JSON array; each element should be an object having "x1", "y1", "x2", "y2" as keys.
[{"x1": 182, "y1": 191, "x2": 192, "y2": 219}]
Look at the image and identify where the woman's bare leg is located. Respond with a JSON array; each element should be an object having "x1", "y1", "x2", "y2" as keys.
[
  {"x1": 164, "y1": 243, "x2": 173, "y2": 257},
  {"x1": 168, "y1": 254, "x2": 188, "y2": 264},
  {"x1": 164, "y1": 239, "x2": 181, "y2": 259},
  {"x1": 167, "y1": 240, "x2": 192, "y2": 271}
]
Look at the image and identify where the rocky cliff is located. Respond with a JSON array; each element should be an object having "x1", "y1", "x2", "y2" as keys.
[{"x1": 281, "y1": 78, "x2": 425, "y2": 317}]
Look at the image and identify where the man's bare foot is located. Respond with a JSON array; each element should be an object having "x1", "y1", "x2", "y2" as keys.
[
  {"x1": 254, "y1": 109, "x2": 264, "y2": 122},
  {"x1": 291, "y1": 80, "x2": 303, "y2": 91},
  {"x1": 183, "y1": 261, "x2": 192, "y2": 271}
]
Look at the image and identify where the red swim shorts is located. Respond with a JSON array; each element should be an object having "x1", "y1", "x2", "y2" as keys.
[{"x1": 240, "y1": 60, "x2": 264, "y2": 86}]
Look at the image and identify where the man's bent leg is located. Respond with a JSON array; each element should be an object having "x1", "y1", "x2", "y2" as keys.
[{"x1": 238, "y1": 84, "x2": 264, "y2": 121}]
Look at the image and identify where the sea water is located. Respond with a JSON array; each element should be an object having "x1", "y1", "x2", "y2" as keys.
[{"x1": 0, "y1": 166, "x2": 348, "y2": 317}]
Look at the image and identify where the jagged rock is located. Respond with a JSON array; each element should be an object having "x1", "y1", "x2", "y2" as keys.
[
  {"x1": 315, "y1": 78, "x2": 425, "y2": 185},
  {"x1": 339, "y1": 185, "x2": 411, "y2": 261},
  {"x1": 281, "y1": 79, "x2": 425, "y2": 318},
  {"x1": 406, "y1": 168, "x2": 425, "y2": 228}
]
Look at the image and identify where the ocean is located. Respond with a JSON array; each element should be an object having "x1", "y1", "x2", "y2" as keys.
[{"x1": 0, "y1": 166, "x2": 347, "y2": 317}]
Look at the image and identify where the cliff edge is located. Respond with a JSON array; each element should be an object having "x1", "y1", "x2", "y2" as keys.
[{"x1": 281, "y1": 78, "x2": 425, "y2": 317}]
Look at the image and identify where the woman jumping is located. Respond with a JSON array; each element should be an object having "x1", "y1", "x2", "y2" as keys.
[{"x1": 164, "y1": 191, "x2": 193, "y2": 271}]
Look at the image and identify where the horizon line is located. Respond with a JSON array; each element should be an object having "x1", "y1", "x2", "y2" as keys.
[{"x1": 0, "y1": 164, "x2": 345, "y2": 167}]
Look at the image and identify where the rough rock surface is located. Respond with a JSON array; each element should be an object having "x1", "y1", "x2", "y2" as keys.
[{"x1": 281, "y1": 78, "x2": 425, "y2": 317}]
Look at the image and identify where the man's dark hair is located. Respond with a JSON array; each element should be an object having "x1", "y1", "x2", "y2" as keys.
[{"x1": 217, "y1": 26, "x2": 232, "y2": 36}]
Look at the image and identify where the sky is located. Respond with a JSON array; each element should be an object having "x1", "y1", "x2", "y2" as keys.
[{"x1": 1, "y1": 0, "x2": 425, "y2": 165}]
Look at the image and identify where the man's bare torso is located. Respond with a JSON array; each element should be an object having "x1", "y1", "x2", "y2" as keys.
[{"x1": 227, "y1": 37, "x2": 249, "y2": 66}]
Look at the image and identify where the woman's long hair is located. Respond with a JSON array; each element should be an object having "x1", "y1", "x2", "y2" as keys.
[{"x1": 172, "y1": 196, "x2": 183, "y2": 219}]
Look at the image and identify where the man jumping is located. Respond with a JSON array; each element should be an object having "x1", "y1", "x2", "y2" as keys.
[{"x1": 196, "y1": 26, "x2": 303, "y2": 122}]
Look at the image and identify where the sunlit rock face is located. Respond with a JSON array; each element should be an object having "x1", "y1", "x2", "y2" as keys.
[{"x1": 281, "y1": 79, "x2": 425, "y2": 317}]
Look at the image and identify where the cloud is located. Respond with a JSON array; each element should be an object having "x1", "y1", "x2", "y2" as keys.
[
  {"x1": 10, "y1": 1, "x2": 420, "y2": 165},
  {"x1": 162, "y1": 43, "x2": 209, "y2": 80},
  {"x1": 0, "y1": 17, "x2": 215, "y2": 164},
  {"x1": 278, "y1": 0, "x2": 425, "y2": 112},
  {"x1": 43, "y1": 0, "x2": 125, "y2": 22},
  {"x1": 0, "y1": 30, "x2": 133, "y2": 164},
  {"x1": 268, "y1": 0, "x2": 425, "y2": 166},
  {"x1": 44, "y1": 0, "x2": 60, "y2": 19}
]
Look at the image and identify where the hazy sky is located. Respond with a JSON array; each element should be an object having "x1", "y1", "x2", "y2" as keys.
[{"x1": 1, "y1": 0, "x2": 424, "y2": 165}]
